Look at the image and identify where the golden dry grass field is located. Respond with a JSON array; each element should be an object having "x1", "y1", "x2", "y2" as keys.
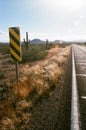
[{"x1": 0, "y1": 43, "x2": 71, "y2": 129}]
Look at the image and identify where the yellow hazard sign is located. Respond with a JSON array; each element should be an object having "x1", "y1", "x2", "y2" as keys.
[{"x1": 9, "y1": 27, "x2": 22, "y2": 62}]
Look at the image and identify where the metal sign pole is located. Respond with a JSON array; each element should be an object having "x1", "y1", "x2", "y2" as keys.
[
  {"x1": 15, "y1": 61, "x2": 20, "y2": 97},
  {"x1": 9, "y1": 26, "x2": 22, "y2": 97}
]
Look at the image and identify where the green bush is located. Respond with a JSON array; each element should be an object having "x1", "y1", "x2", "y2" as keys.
[
  {"x1": 21, "y1": 43, "x2": 53, "y2": 63},
  {"x1": 0, "y1": 43, "x2": 53, "y2": 63},
  {"x1": 0, "y1": 44, "x2": 9, "y2": 54}
]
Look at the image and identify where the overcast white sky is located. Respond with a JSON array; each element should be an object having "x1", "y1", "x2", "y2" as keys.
[{"x1": 0, "y1": 0, "x2": 86, "y2": 42}]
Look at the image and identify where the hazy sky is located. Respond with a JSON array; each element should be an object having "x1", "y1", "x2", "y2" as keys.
[{"x1": 0, "y1": 0, "x2": 86, "y2": 42}]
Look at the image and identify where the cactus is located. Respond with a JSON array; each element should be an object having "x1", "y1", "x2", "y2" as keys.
[
  {"x1": 23, "y1": 32, "x2": 30, "y2": 50},
  {"x1": 46, "y1": 39, "x2": 48, "y2": 49}
]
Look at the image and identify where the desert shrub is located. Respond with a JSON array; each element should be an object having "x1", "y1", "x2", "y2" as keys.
[
  {"x1": 0, "y1": 72, "x2": 4, "y2": 79},
  {"x1": 21, "y1": 43, "x2": 53, "y2": 63},
  {"x1": 0, "y1": 44, "x2": 9, "y2": 54},
  {"x1": 0, "y1": 43, "x2": 53, "y2": 62}
]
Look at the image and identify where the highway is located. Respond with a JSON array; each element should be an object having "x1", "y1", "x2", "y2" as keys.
[{"x1": 72, "y1": 44, "x2": 86, "y2": 130}]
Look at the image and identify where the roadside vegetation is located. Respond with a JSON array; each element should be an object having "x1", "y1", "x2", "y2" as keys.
[
  {"x1": 0, "y1": 43, "x2": 53, "y2": 62},
  {"x1": 21, "y1": 43, "x2": 53, "y2": 63},
  {"x1": 0, "y1": 44, "x2": 9, "y2": 54},
  {"x1": 0, "y1": 43, "x2": 71, "y2": 130}
]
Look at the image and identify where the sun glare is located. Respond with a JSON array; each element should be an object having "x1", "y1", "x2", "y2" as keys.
[{"x1": 38, "y1": 0, "x2": 82, "y2": 12}]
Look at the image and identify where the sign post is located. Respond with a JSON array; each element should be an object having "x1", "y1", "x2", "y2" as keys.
[
  {"x1": 15, "y1": 61, "x2": 19, "y2": 96},
  {"x1": 9, "y1": 27, "x2": 22, "y2": 97}
]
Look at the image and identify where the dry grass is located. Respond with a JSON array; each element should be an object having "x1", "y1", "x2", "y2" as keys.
[
  {"x1": 0, "y1": 45, "x2": 71, "y2": 99},
  {"x1": 14, "y1": 45, "x2": 71, "y2": 98},
  {"x1": 0, "y1": 45, "x2": 71, "y2": 129}
]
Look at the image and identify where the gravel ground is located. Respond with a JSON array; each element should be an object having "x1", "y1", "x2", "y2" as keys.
[{"x1": 26, "y1": 52, "x2": 72, "y2": 130}]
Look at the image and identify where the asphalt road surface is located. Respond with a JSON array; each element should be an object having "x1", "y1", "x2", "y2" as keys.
[{"x1": 73, "y1": 44, "x2": 86, "y2": 130}]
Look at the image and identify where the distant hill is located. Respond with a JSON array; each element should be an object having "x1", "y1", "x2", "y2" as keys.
[
  {"x1": 54, "y1": 40, "x2": 60, "y2": 43},
  {"x1": 53, "y1": 40, "x2": 64, "y2": 43},
  {"x1": 0, "y1": 42, "x2": 9, "y2": 44},
  {"x1": 31, "y1": 39, "x2": 44, "y2": 43}
]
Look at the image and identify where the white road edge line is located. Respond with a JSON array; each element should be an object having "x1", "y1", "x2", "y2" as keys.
[
  {"x1": 81, "y1": 96, "x2": 86, "y2": 99},
  {"x1": 76, "y1": 74, "x2": 86, "y2": 77},
  {"x1": 71, "y1": 47, "x2": 80, "y2": 130},
  {"x1": 76, "y1": 63, "x2": 86, "y2": 64}
]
